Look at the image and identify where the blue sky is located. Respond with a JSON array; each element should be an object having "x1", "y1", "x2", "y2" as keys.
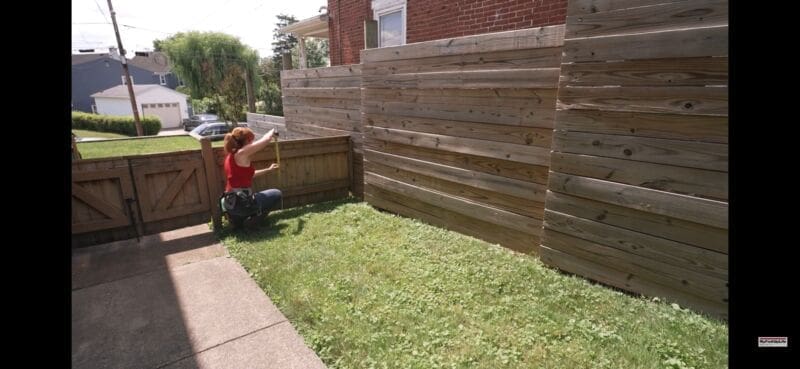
[{"x1": 72, "y1": 0, "x2": 327, "y2": 57}]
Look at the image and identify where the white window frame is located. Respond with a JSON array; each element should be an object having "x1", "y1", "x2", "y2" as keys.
[
  {"x1": 373, "y1": 0, "x2": 406, "y2": 48},
  {"x1": 159, "y1": 73, "x2": 167, "y2": 85},
  {"x1": 121, "y1": 75, "x2": 134, "y2": 85}
]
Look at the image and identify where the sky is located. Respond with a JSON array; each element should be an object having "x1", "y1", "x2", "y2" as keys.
[{"x1": 72, "y1": 0, "x2": 328, "y2": 58}]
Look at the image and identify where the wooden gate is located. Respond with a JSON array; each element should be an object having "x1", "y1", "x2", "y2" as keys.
[{"x1": 72, "y1": 150, "x2": 212, "y2": 248}]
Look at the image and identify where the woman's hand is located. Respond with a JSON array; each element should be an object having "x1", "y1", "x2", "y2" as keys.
[{"x1": 267, "y1": 163, "x2": 280, "y2": 171}]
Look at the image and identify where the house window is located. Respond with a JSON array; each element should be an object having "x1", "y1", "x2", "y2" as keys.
[
  {"x1": 121, "y1": 75, "x2": 134, "y2": 85},
  {"x1": 159, "y1": 73, "x2": 167, "y2": 85},
  {"x1": 373, "y1": 0, "x2": 406, "y2": 47}
]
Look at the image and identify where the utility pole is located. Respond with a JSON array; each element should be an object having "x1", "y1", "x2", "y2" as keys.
[{"x1": 107, "y1": 0, "x2": 144, "y2": 136}]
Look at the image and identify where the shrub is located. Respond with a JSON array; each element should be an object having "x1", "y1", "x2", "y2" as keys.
[{"x1": 71, "y1": 111, "x2": 161, "y2": 136}]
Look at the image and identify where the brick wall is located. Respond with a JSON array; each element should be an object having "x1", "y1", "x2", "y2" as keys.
[
  {"x1": 328, "y1": 0, "x2": 566, "y2": 66},
  {"x1": 407, "y1": 0, "x2": 567, "y2": 43},
  {"x1": 328, "y1": 0, "x2": 373, "y2": 65}
]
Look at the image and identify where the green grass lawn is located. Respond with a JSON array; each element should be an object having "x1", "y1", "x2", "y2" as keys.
[
  {"x1": 76, "y1": 136, "x2": 224, "y2": 159},
  {"x1": 72, "y1": 129, "x2": 128, "y2": 139},
  {"x1": 220, "y1": 198, "x2": 728, "y2": 369}
]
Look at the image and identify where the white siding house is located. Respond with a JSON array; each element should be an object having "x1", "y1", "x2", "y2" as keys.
[{"x1": 91, "y1": 84, "x2": 190, "y2": 129}]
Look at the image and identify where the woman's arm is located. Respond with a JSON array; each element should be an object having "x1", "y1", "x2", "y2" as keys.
[
  {"x1": 254, "y1": 163, "x2": 280, "y2": 177},
  {"x1": 237, "y1": 129, "x2": 276, "y2": 159}
]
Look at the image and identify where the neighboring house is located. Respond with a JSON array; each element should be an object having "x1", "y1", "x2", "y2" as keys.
[
  {"x1": 325, "y1": 0, "x2": 567, "y2": 65},
  {"x1": 91, "y1": 84, "x2": 190, "y2": 129},
  {"x1": 72, "y1": 49, "x2": 183, "y2": 113}
]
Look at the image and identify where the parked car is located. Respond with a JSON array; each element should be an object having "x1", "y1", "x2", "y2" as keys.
[
  {"x1": 183, "y1": 114, "x2": 220, "y2": 131},
  {"x1": 189, "y1": 122, "x2": 248, "y2": 141}
]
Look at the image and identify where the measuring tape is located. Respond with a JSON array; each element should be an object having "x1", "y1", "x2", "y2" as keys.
[{"x1": 274, "y1": 132, "x2": 284, "y2": 210}]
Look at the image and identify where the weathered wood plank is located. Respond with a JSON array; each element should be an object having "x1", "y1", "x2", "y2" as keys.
[
  {"x1": 364, "y1": 139, "x2": 550, "y2": 184},
  {"x1": 282, "y1": 106, "x2": 360, "y2": 122},
  {"x1": 363, "y1": 88, "x2": 557, "y2": 108},
  {"x1": 558, "y1": 86, "x2": 727, "y2": 116},
  {"x1": 366, "y1": 184, "x2": 539, "y2": 254},
  {"x1": 544, "y1": 209, "x2": 727, "y2": 278},
  {"x1": 561, "y1": 57, "x2": 728, "y2": 86},
  {"x1": 555, "y1": 107, "x2": 728, "y2": 144},
  {"x1": 543, "y1": 229, "x2": 727, "y2": 303},
  {"x1": 285, "y1": 117, "x2": 360, "y2": 133},
  {"x1": 281, "y1": 76, "x2": 361, "y2": 88},
  {"x1": 366, "y1": 172, "x2": 543, "y2": 236},
  {"x1": 361, "y1": 25, "x2": 565, "y2": 63},
  {"x1": 284, "y1": 96, "x2": 361, "y2": 110},
  {"x1": 567, "y1": 0, "x2": 681, "y2": 16},
  {"x1": 365, "y1": 149, "x2": 546, "y2": 202},
  {"x1": 548, "y1": 171, "x2": 727, "y2": 228},
  {"x1": 567, "y1": 0, "x2": 728, "y2": 38},
  {"x1": 362, "y1": 100, "x2": 556, "y2": 128},
  {"x1": 538, "y1": 245, "x2": 726, "y2": 319},
  {"x1": 282, "y1": 87, "x2": 361, "y2": 99},
  {"x1": 362, "y1": 47, "x2": 562, "y2": 75},
  {"x1": 362, "y1": 68, "x2": 560, "y2": 89},
  {"x1": 545, "y1": 190, "x2": 727, "y2": 253},
  {"x1": 281, "y1": 64, "x2": 362, "y2": 79},
  {"x1": 551, "y1": 151, "x2": 727, "y2": 200},
  {"x1": 365, "y1": 126, "x2": 551, "y2": 166},
  {"x1": 552, "y1": 130, "x2": 728, "y2": 172},
  {"x1": 564, "y1": 25, "x2": 728, "y2": 62},
  {"x1": 364, "y1": 113, "x2": 551, "y2": 147},
  {"x1": 367, "y1": 159, "x2": 544, "y2": 219}
]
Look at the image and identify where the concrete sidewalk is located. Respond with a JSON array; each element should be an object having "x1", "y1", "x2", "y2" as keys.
[{"x1": 72, "y1": 224, "x2": 327, "y2": 369}]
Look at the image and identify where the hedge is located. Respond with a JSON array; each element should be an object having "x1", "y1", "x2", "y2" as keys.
[{"x1": 71, "y1": 111, "x2": 162, "y2": 136}]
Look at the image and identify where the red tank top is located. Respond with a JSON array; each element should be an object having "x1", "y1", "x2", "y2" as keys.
[{"x1": 224, "y1": 152, "x2": 255, "y2": 192}]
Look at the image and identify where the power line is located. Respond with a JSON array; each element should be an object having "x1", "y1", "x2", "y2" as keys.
[{"x1": 93, "y1": 0, "x2": 110, "y2": 24}]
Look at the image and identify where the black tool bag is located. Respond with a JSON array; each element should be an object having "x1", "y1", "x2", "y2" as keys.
[{"x1": 220, "y1": 190, "x2": 260, "y2": 218}]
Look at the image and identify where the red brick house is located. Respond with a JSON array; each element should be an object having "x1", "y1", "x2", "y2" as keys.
[{"x1": 328, "y1": 0, "x2": 567, "y2": 65}]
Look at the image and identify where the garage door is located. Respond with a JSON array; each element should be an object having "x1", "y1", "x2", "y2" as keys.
[{"x1": 142, "y1": 103, "x2": 181, "y2": 129}]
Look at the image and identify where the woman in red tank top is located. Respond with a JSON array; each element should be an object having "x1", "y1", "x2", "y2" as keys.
[{"x1": 222, "y1": 127, "x2": 282, "y2": 227}]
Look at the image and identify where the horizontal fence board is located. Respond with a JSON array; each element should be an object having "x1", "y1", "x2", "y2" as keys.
[
  {"x1": 561, "y1": 57, "x2": 728, "y2": 86},
  {"x1": 282, "y1": 76, "x2": 362, "y2": 88},
  {"x1": 538, "y1": 244, "x2": 726, "y2": 318},
  {"x1": 365, "y1": 149, "x2": 546, "y2": 202},
  {"x1": 552, "y1": 130, "x2": 728, "y2": 171},
  {"x1": 281, "y1": 64, "x2": 362, "y2": 79},
  {"x1": 362, "y1": 25, "x2": 565, "y2": 63},
  {"x1": 566, "y1": 0, "x2": 728, "y2": 38},
  {"x1": 363, "y1": 88, "x2": 558, "y2": 108},
  {"x1": 364, "y1": 113, "x2": 552, "y2": 147},
  {"x1": 367, "y1": 160, "x2": 543, "y2": 219},
  {"x1": 555, "y1": 108, "x2": 728, "y2": 143},
  {"x1": 362, "y1": 47, "x2": 563, "y2": 75},
  {"x1": 548, "y1": 172, "x2": 727, "y2": 228},
  {"x1": 543, "y1": 228, "x2": 727, "y2": 303},
  {"x1": 558, "y1": 86, "x2": 727, "y2": 116},
  {"x1": 364, "y1": 139, "x2": 550, "y2": 184},
  {"x1": 544, "y1": 209, "x2": 727, "y2": 278},
  {"x1": 285, "y1": 116, "x2": 360, "y2": 133},
  {"x1": 365, "y1": 184, "x2": 539, "y2": 254},
  {"x1": 362, "y1": 68, "x2": 560, "y2": 89},
  {"x1": 567, "y1": 0, "x2": 681, "y2": 16},
  {"x1": 545, "y1": 190, "x2": 727, "y2": 253},
  {"x1": 551, "y1": 151, "x2": 727, "y2": 200},
  {"x1": 284, "y1": 97, "x2": 361, "y2": 110},
  {"x1": 564, "y1": 25, "x2": 728, "y2": 62},
  {"x1": 365, "y1": 126, "x2": 551, "y2": 166},
  {"x1": 282, "y1": 87, "x2": 361, "y2": 99},
  {"x1": 366, "y1": 172, "x2": 542, "y2": 236},
  {"x1": 363, "y1": 100, "x2": 556, "y2": 128}
]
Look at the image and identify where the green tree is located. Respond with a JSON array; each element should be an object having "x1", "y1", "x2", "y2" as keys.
[
  {"x1": 271, "y1": 14, "x2": 298, "y2": 71},
  {"x1": 158, "y1": 32, "x2": 260, "y2": 125},
  {"x1": 257, "y1": 58, "x2": 283, "y2": 116},
  {"x1": 290, "y1": 38, "x2": 329, "y2": 68}
]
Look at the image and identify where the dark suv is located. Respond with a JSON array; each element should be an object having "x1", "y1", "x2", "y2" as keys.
[
  {"x1": 189, "y1": 122, "x2": 248, "y2": 141},
  {"x1": 183, "y1": 114, "x2": 219, "y2": 131}
]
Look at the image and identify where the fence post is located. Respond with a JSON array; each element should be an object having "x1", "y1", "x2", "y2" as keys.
[
  {"x1": 347, "y1": 136, "x2": 354, "y2": 196},
  {"x1": 201, "y1": 138, "x2": 222, "y2": 229}
]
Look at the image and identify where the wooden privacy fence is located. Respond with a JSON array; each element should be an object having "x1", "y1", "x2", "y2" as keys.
[
  {"x1": 360, "y1": 25, "x2": 565, "y2": 253},
  {"x1": 246, "y1": 112, "x2": 287, "y2": 136},
  {"x1": 540, "y1": 0, "x2": 729, "y2": 318},
  {"x1": 72, "y1": 135, "x2": 352, "y2": 247},
  {"x1": 280, "y1": 65, "x2": 364, "y2": 197}
]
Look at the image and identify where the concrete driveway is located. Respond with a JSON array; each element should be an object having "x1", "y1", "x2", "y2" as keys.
[
  {"x1": 72, "y1": 224, "x2": 326, "y2": 369},
  {"x1": 158, "y1": 128, "x2": 189, "y2": 136}
]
